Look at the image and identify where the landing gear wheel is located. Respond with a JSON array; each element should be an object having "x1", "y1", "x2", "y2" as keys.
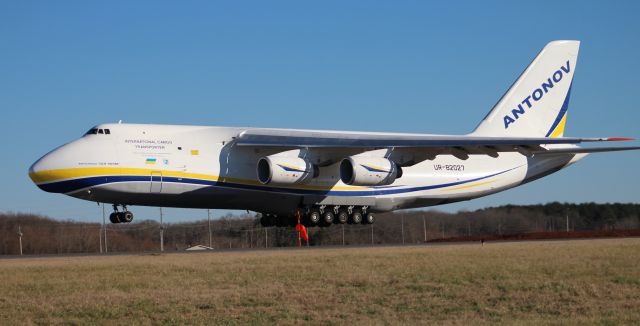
[
  {"x1": 260, "y1": 214, "x2": 272, "y2": 227},
  {"x1": 363, "y1": 213, "x2": 374, "y2": 225},
  {"x1": 336, "y1": 210, "x2": 349, "y2": 224},
  {"x1": 125, "y1": 211, "x2": 134, "y2": 223},
  {"x1": 275, "y1": 215, "x2": 287, "y2": 227},
  {"x1": 115, "y1": 211, "x2": 133, "y2": 223},
  {"x1": 109, "y1": 212, "x2": 119, "y2": 224},
  {"x1": 350, "y1": 211, "x2": 363, "y2": 224},
  {"x1": 307, "y1": 209, "x2": 321, "y2": 226},
  {"x1": 321, "y1": 211, "x2": 334, "y2": 226}
]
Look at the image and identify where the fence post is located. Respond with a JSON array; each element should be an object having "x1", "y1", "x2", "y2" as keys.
[
  {"x1": 422, "y1": 215, "x2": 427, "y2": 243},
  {"x1": 208, "y1": 209, "x2": 213, "y2": 248},
  {"x1": 160, "y1": 207, "x2": 164, "y2": 252},
  {"x1": 103, "y1": 203, "x2": 108, "y2": 253},
  {"x1": 371, "y1": 224, "x2": 374, "y2": 245},
  {"x1": 99, "y1": 204, "x2": 103, "y2": 254},
  {"x1": 18, "y1": 225, "x2": 23, "y2": 256},
  {"x1": 401, "y1": 214, "x2": 405, "y2": 245}
]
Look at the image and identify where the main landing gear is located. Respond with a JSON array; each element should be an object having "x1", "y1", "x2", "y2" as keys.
[
  {"x1": 109, "y1": 204, "x2": 134, "y2": 224},
  {"x1": 260, "y1": 205, "x2": 375, "y2": 228},
  {"x1": 304, "y1": 205, "x2": 375, "y2": 227}
]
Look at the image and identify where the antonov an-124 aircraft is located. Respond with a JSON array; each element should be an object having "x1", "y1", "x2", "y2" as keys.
[{"x1": 29, "y1": 41, "x2": 639, "y2": 227}]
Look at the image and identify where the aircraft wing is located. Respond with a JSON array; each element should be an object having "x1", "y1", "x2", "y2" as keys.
[
  {"x1": 236, "y1": 129, "x2": 633, "y2": 149},
  {"x1": 531, "y1": 146, "x2": 640, "y2": 155}
]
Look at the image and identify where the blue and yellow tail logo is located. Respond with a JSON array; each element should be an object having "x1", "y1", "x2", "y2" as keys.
[{"x1": 503, "y1": 60, "x2": 571, "y2": 134}]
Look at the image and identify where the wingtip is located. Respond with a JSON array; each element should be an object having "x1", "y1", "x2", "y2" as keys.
[{"x1": 607, "y1": 137, "x2": 636, "y2": 141}]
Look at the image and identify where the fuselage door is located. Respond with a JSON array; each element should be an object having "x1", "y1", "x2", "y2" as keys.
[{"x1": 150, "y1": 171, "x2": 163, "y2": 193}]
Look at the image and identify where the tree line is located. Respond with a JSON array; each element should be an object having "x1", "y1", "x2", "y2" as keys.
[{"x1": 1, "y1": 202, "x2": 639, "y2": 255}]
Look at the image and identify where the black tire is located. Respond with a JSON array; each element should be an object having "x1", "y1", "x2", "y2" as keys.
[
  {"x1": 350, "y1": 211, "x2": 363, "y2": 224},
  {"x1": 109, "y1": 212, "x2": 119, "y2": 224},
  {"x1": 260, "y1": 214, "x2": 271, "y2": 227},
  {"x1": 321, "y1": 211, "x2": 334, "y2": 226},
  {"x1": 307, "y1": 209, "x2": 321, "y2": 226},
  {"x1": 363, "y1": 213, "x2": 374, "y2": 224},
  {"x1": 336, "y1": 210, "x2": 349, "y2": 224},
  {"x1": 121, "y1": 211, "x2": 134, "y2": 223},
  {"x1": 275, "y1": 215, "x2": 287, "y2": 227},
  {"x1": 273, "y1": 215, "x2": 283, "y2": 226}
]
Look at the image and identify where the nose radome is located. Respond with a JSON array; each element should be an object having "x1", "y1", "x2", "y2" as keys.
[
  {"x1": 28, "y1": 140, "x2": 86, "y2": 191},
  {"x1": 29, "y1": 148, "x2": 63, "y2": 189},
  {"x1": 29, "y1": 137, "x2": 111, "y2": 193},
  {"x1": 28, "y1": 158, "x2": 44, "y2": 182}
]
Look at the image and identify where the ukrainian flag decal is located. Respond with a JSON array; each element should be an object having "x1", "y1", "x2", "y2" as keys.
[{"x1": 145, "y1": 158, "x2": 157, "y2": 165}]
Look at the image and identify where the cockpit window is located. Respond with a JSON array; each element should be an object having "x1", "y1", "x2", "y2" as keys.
[{"x1": 85, "y1": 128, "x2": 111, "y2": 136}]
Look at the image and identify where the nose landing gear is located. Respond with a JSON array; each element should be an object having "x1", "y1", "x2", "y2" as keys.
[{"x1": 109, "y1": 204, "x2": 134, "y2": 224}]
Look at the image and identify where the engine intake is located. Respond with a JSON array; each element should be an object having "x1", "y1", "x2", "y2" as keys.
[
  {"x1": 257, "y1": 156, "x2": 318, "y2": 185},
  {"x1": 340, "y1": 157, "x2": 401, "y2": 186}
]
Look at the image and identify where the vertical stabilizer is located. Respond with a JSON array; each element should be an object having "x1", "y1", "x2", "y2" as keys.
[{"x1": 472, "y1": 40, "x2": 579, "y2": 137}]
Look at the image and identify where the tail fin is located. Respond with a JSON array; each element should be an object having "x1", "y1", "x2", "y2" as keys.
[{"x1": 472, "y1": 40, "x2": 580, "y2": 138}]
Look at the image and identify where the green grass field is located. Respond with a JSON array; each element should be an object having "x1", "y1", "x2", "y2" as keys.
[{"x1": 1, "y1": 239, "x2": 639, "y2": 325}]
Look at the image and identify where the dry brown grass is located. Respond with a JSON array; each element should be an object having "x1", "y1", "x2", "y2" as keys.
[{"x1": 1, "y1": 238, "x2": 639, "y2": 325}]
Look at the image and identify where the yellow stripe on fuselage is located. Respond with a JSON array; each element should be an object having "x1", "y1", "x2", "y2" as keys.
[
  {"x1": 29, "y1": 167, "x2": 127, "y2": 183},
  {"x1": 442, "y1": 179, "x2": 496, "y2": 191}
]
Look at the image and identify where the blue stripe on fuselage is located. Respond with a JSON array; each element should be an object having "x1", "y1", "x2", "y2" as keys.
[{"x1": 36, "y1": 167, "x2": 519, "y2": 196}]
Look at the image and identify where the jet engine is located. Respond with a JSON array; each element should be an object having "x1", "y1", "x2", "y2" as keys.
[
  {"x1": 257, "y1": 156, "x2": 318, "y2": 185},
  {"x1": 340, "y1": 157, "x2": 401, "y2": 186}
]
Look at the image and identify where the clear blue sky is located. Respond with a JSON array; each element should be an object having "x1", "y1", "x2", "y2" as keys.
[{"x1": 1, "y1": 1, "x2": 639, "y2": 222}]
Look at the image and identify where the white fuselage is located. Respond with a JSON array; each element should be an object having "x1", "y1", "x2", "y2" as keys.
[{"x1": 29, "y1": 123, "x2": 584, "y2": 216}]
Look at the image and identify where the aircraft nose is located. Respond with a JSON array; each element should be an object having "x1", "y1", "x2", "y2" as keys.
[
  {"x1": 29, "y1": 136, "x2": 113, "y2": 194},
  {"x1": 28, "y1": 144, "x2": 74, "y2": 193},
  {"x1": 28, "y1": 159, "x2": 43, "y2": 181}
]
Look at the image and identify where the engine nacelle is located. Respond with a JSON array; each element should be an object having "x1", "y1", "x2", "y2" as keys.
[
  {"x1": 257, "y1": 156, "x2": 318, "y2": 185},
  {"x1": 340, "y1": 157, "x2": 401, "y2": 186}
]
